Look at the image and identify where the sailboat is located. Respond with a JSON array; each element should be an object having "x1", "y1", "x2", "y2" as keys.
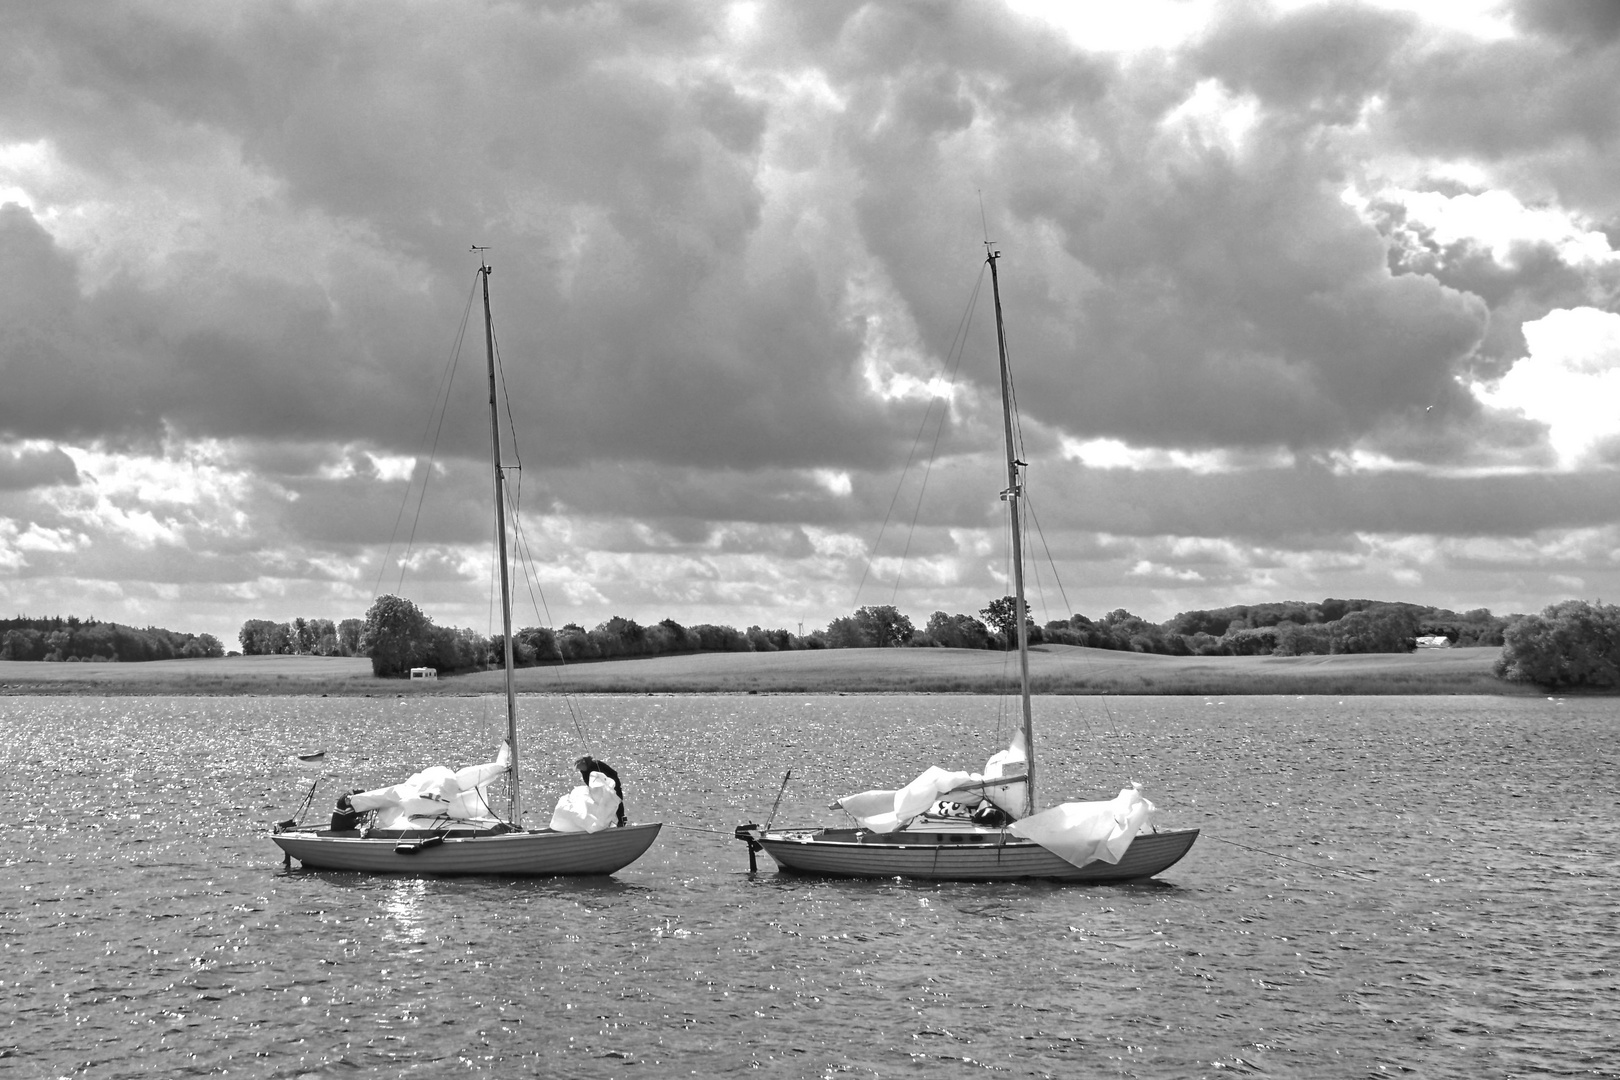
[
  {"x1": 271, "y1": 256, "x2": 662, "y2": 875},
  {"x1": 735, "y1": 247, "x2": 1198, "y2": 882}
]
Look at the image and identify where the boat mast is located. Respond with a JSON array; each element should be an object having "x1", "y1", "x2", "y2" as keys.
[
  {"x1": 986, "y1": 246, "x2": 1035, "y2": 817},
  {"x1": 477, "y1": 254, "x2": 521, "y2": 824}
]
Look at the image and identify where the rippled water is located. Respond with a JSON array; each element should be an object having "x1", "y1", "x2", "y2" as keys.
[{"x1": 2, "y1": 692, "x2": 1615, "y2": 1078}]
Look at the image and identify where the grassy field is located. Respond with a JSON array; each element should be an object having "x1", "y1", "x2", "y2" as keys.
[{"x1": 0, "y1": 644, "x2": 1534, "y2": 696}]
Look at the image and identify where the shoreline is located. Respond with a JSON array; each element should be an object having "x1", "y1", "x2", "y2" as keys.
[{"x1": 0, "y1": 644, "x2": 1554, "y2": 697}]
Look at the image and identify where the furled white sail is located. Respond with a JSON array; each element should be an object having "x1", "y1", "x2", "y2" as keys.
[
  {"x1": 549, "y1": 770, "x2": 622, "y2": 833},
  {"x1": 974, "y1": 735, "x2": 1027, "y2": 817},
  {"x1": 833, "y1": 766, "x2": 978, "y2": 833},
  {"x1": 348, "y1": 741, "x2": 511, "y2": 831},
  {"x1": 832, "y1": 738, "x2": 1029, "y2": 833},
  {"x1": 1007, "y1": 784, "x2": 1155, "y2": 868}
]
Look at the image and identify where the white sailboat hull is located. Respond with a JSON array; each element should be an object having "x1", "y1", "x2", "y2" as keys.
[
  {"x1": 272, "y1": 822, "x2": 662, "y2": 876},
  {"x1": 752, "y1": 825, "x2": 1198, "y2": 883}
]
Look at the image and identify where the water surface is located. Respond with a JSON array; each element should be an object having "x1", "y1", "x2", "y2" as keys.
[{"x1": 2, "y1": 693, "x2": 1614, "y2": 1077}]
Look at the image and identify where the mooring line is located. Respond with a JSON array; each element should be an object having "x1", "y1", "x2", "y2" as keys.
[{"x1": 1206, "y1": 834, "x2": 1377, "y2": 880}]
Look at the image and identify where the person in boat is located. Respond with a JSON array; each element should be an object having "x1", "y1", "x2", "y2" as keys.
[
  {"x1": 330, "y1": 789, "x2": 367, "y2": 832},
  {"x1": 573, "y1": 754, "x2": 628, "y2": 827}
]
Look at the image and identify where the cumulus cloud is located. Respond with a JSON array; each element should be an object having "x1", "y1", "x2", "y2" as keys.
[
  {"x1": 1472, "y1": 306, "x2": 1620, "y2": 466},
  {"x1": 2, "y1": 0, "x2": 1618, "y2": 639}
]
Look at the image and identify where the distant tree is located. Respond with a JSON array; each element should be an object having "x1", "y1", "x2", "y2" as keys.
[
  {"x1": 652, "y1": 618, "x2": 699, "y2": 652},
  {"x1": 927, "y1": 611, "x2": 994, "y2": 650},
  {"x1": 1274, "y1": 621, "x2": 1331, "y2": 656},
  {"x1": 1042, "y1": 614, "x2": 1109, "y2": 648},
  {"x1": 591, "y1": 616, "x2": 648, "y2": 658},
  {"x1": 43, "y1": 629, "x2": 70, "y2": 662},
  {"x1": 1038, "y1": 620, "x2": 1079, "y2": 646},
  {"x1": 691, "y1": 623, "x2": 752, "y2": 651},
  {"x1": 337, "y1": 618, "x2": 365, "y2": 656},
  {"x1": 1330, "y1": 606, "x2": 1417, "y2": 654},
  {"x1": 1100, "y1": 608, "x2": 1160, "y2": 652},
  {"x1": 486, "y1": 633, "x2": 521, "y2": 668},
  {"x1": 182, "y1": 633, "x2": 225, "y2": 659},
  {"x1": 360, "y1": 595, "x2": 433, "y2": 677},
  {"x1": 238, "y1": 619, "x2": 278, "y2": 655},
  {"x1": 516, "y1": 626, "x2": 561, "y2": 663},
  {"x1": 839, "y1": 605, "x2": 912, "y2": 648},
  {"x1": 1224, "y1": 626, "x2": 1279, "y2": 656},
  {"x1": 980, "y1": 596, "x2": 1028, "y2": 647},
  {"x1": 823, "y1": 615, "x2": 868, "y2": 649},
  {"x1": 1494, "y1": 600, "x2": 1620, "y2": 690},
  {"x1": 303, "y1": 618, "x2": 337, "y2": 655},
  {"x1": 1, "y1": 628, "x2": 41, "y2": 661},
  {"x1": 556, "y1": 624, "x2": 599, "y2": 661},
  {"x1": 423, "y1": 625, "x2": 484, "y2": 673},
  {"x1": 1420, "y1": 608, "x2": 1510, "y2": 647}
]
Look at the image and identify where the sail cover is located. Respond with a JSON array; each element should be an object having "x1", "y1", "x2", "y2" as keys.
[
  {"x1": 348, "y1": 741, "x2": 511, "y2": 830},
  {"x1": 1008, "y1": 784, "x2": 1156, "y2": 868},
  {"x1": 832, "y1": 739, "x2": 1029, "y2": 833},
  {"x1": 549, "y1": 770, "x2": 622, "y2": 833}
]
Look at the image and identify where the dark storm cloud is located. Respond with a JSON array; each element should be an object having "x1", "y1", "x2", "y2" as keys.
[
  {"x1": 1509, "y1": 0, "x2": 1620, "y2": 48},
  {"x1": 1194, "y1": 0, "x2": 1418, "y2": 123},
  {"x1": 3, "y1": 1, "x2": 1605, "y2": 473},
  {"x1": 0, "y1": 443, "x2": 78, "y2": 491},
  {"x1": 0, "y1": 2, "x2": 899, "y2": 472},
  {"x1": 0, "y1": 203, "x2": 454, "y2": 447},
  {"x1": 1028, "y1": 461, "x2": 1620, "y2": 543},
  {"x1": 762, "y1": 2, "x2": 1500, "y2": 457},
  {"x1": 4, "y1": 1, "x2": 1618, "y2": 636},
  {"x1": 1364, "y1": 5, "x2": 1620, "y2": 219}
]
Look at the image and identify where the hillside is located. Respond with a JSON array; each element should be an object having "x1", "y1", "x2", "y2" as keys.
[{"x1": 0, "y1": 644, "x2": 1520, "y2": 696}]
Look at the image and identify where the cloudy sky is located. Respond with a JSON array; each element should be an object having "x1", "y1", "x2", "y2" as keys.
[{"x1": 3, "y1": 0, "x2": 1619, "y2": 647}]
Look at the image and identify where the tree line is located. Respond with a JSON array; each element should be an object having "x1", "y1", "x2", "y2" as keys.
[
  {"x1": 16, "y1": 594, "x2": 1608, "y2": 691},
  {"x1": 821, "y1": 597, "x2": 1513, "y2": 657},
  {"x1": 326, "y1": 593, "x2": 1527, "y2": 679},
  {"x1": 237, "y1": 617, "x2": 367, "y2": 657},
  {"x1": 1, "y1": 615, "x2": 224, "y2": 662}
]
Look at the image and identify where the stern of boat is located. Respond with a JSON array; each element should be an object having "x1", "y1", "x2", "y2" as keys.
[{"x1": 735, "y1": 822, "x2": 765, "y2": 872}]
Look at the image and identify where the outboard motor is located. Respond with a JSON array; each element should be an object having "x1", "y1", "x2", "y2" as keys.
[{"x1": 735, "y1": 823, "x2": 764, "y2": 872}]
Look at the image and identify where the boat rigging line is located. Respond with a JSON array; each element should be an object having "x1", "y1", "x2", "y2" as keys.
[
  {"x1": 1204, "y1": 833, "x2": 1377, "y2": 881},
  {"x1": 375, "y1": 271, "x2": 482, "y2": 599},
  {"x1": 370, "y1": 257, "x2": 596, "y2": 756},
  {"x1": 280, "y1": 774, "x2": 325, "y2": 829},
  {"x1": 853, "y1": 267, "x2": 985, "y2": 609},
  {"x1": 478, "y1": 271, "x2": 595, "y2": 756},
  {"x1": 764, "y1": 769, "x2": 793, "y2": 831}
]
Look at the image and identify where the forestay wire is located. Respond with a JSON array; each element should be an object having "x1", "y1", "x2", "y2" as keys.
[
  {"x1": 374, "y1": 267, "x2": 595, "y2": 758},
  {"x1": 374, "y1": 274, "x2": 481, "y2": 599},
  {"x1": 854, "y1": 266, "x2": 986, "y2": 607},
  {"x1": 484, "y1": 291, "x2": 594, "y2": 753}
]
